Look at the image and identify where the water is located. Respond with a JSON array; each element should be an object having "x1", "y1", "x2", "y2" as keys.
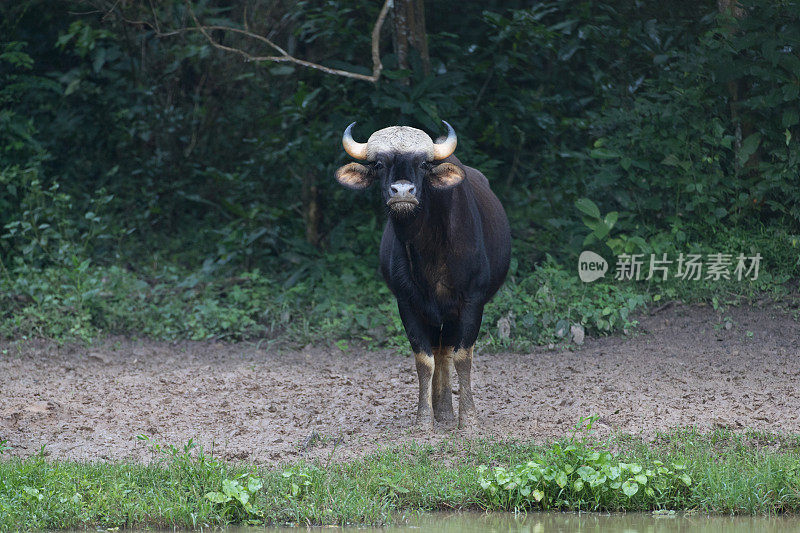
[{"x1": 247, "y1": 512, "x2": 800, "y2": 532}]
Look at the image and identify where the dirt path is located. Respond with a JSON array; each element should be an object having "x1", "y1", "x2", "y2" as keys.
[{"x1": 1, "y1": 304, "x2": 798, "y2": 464}]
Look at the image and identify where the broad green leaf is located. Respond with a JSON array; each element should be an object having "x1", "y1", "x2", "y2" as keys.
[
  {"x1": 575, "y1": 198, "x2": 601, "y2": 219},
  {"x1": 236, "y1": 491, "x2": 250, "y2": 506},
  {"x1": 605, "y1": 465, "x2": 621, "y2": 480},
  {"x1": 661, "y1": 154, "x2": 680, "y2": 167},
  {"x1": 738, "y1": 132, "x2": 761, "y2": 166},
  {"x1": 584, "y1": 217, "x2": 610, "y2": 239},
  {"x1": 622, "y1": 480, "x2": 639, "y2": 497},
  {"x1": 222, "y1": 479, "x2": 241, "y2": 497},
  {"x1": 205, "y1": 491, "x2": 231, "y2": 504},
  {"x1": 576, "y1": 466, "x2": 596, "y2": 481},
  {"x1": 92, "y1": 47, "x2": 106, "y2": 73},
  {"x1": 64, "y1": 78, "x2": 81, "y2": 96},
  {"x1": 604, "y1": 211, "x2": 618, "y2": 230}
]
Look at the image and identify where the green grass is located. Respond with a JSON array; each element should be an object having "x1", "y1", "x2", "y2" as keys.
[{"x1": 2, "y1": 428, "x2": 800, "y2": 531}]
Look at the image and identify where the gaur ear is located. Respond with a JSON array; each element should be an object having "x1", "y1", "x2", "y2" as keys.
[
  {"x1": 428, "y1": 162, "x2": 465, "y2": 189},
  {"x1": 335, "y1": 162, "x2": 374, "y2": 190}
]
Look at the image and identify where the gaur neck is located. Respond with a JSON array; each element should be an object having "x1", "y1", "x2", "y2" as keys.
[{"x1": 390, "y1": 187, "x2": 453, "y2": 247}]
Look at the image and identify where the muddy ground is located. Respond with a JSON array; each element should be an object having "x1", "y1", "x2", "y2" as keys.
[{"x1": 1, "y1": 303, "x2": 798, "y2": 464}]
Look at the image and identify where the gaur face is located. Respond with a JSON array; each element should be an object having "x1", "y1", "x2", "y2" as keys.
[{"x1": 335, "y1": 122, "x2": 466, "y2": 220}]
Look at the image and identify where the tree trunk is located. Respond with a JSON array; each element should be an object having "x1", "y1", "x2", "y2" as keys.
[
  {"x1": 718, "y1": 0, "x2": 756, "y2": 172},
  {"x1": 392, "y1": 0, "x2": 430, "y2": 80},
  {"x1": 717, "y1": 0, "x2": 743, "y2": 19},
  {"x1": 302, "y1": 173, "x2": 322, "y2": 249}
]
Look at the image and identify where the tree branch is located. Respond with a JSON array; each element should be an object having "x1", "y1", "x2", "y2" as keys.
[{"x1": 181, "y1": 0, "x2": 392, "y2": 83}]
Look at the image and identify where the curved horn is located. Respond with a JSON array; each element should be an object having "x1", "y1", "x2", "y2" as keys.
[
  {"x1": 432, "y1": 120, "x2": 457, "y2": 160},
  {"x1": 342, "y1": 122, "x2": 368, "y2": 160}
]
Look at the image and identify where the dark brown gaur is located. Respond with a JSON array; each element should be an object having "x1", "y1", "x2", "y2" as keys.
[{"x1": 334, "y1": 121, "x2": 511, "y2": 429}]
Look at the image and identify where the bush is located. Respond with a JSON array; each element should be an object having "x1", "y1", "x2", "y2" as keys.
[{"x1": 478, "y1": 417, "x2": 693, "y2": 511}]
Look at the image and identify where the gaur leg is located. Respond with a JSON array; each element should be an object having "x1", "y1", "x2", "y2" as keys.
[
  {"x1": 452, "y1": 302, "x2": 484, "y2": 428},
  {"x1": 414, "y1": 351, "x2": 435, "y2": 428},
  {"x1": 397, "y1": 302, "x2": 435, "y2": 429},
  {"x1": 453, "y1": 344, "x2": 476, "y2": 428},
  {"x1": 432, "y1": 345, "x2": 455, "y2": 422}
]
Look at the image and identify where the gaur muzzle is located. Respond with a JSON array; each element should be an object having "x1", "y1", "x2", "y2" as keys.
[{"x1": 387, "y1": 180, "x2": 419, "y2": 209}]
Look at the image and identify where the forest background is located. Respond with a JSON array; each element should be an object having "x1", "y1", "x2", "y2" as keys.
[{"x1": 1, "y1": 0, "x2": 798, "y2": 347}]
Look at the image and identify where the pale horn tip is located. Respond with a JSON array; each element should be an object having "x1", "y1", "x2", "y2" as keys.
[
  {"x1": 342, "y1": 122, "x2": 368, "y2": 160},
  {"x1": 432, "y1": 120, "x2": 457, "y2": 160}
]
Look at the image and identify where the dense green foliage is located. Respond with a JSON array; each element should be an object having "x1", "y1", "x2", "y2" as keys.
[
  {"x1": 478, "y1": 418, "x2": 695, "y2": 510},
  {"x1": 2, "y1": 429, "x2": 800, "y2": 530},
  {"x1": 1, "y1": 0, "x2": 798, "y2": 344}
]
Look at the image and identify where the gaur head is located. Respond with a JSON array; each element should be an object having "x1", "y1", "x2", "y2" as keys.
[{"x1": 334, "y1": 121, "x2": 465, "y2": 219}]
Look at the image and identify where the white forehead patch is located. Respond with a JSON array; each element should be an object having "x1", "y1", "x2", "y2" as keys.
[{"x1": 366, "y1": 126, "x2": 434, "y2": 161}]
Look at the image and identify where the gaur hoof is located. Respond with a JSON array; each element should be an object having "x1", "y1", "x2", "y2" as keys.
[
  {"x1": 415, "y1": 413, "x2": 434, "y2": 430},
  {"x1": 434, "y1": 409, "x2": 456, "y2": 422},
  {"x1": 458, "y1": 411, "x2": 477, "y2": 429}
]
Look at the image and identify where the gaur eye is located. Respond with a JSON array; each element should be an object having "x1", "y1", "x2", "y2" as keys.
[
  {"x1": 374, "y1": 161, "x2": 385, "y2": 170},
  {"x1": 419, "y1": 162, "x2": 431, "y2": 170}
]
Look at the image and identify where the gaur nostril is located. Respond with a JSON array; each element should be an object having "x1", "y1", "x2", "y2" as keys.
[{"x1": 390, "y1": 181, "x2": 415, "y2": 197}]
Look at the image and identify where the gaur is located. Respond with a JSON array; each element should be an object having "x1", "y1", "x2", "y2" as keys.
[{"x1": 334, "y1": 121, "x2": 511, "y2": 429}]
